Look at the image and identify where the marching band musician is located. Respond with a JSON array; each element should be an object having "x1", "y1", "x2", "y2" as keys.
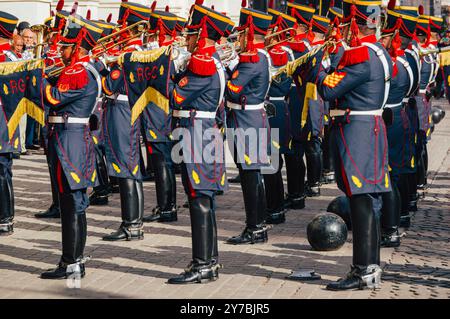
[
  {"x1": 263, "y1": 4, "x2": 296, "y2": 225},
  {"x1": 87, "y1": 15, "x2": 119, "y2": 207},
  {"x1": 40, "y1": 13, "x2": 103, "y2": 279},
  {"x1": 283, "y1": 0, "x2": 315, "y2": 210},
  {"x1": 0, "y1": 11, "x2": 19, "y2": 236},
  {"x1": 413, "y1": 14, "x2": 444, "y2": 199},
  {"x1": 401, "y1": 7, "x2": 422, "y2": 228},
  {"x1": 378, "y1": 2, "x2": 419, "y2": 248},
  {"x1": 295, "y1": 13, "x2": 331, "y2": 199},
  {"x1": 35, "y1": 0, "x2": 71, "y2": 219},
  {"x1": 168, "y1": 0, "x2": 230, "y2": 284},
  {"x1": 100, "y1": 1, "x2": 151, "y2": 242},
  {"x1": 224, "y1": 1, "x2": 272, "y2": 245},
  {"x1": 141, "y1": 3, "x2": 178, "y2": 223},
  {"x1": 308, "y1": 0, "x2": 393, "y2": 290},
  {"x1": 321, "y1": 2, "x2": 345, "y2": 185}
]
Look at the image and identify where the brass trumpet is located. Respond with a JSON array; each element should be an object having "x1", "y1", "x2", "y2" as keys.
[
  {"x1": 31, "y1": 24, "x2": 49, "y2": 58},
  {"x1": 419, "y1": 45, "x2": 450, "y2": 56},
  {"x1": 273, "y1": 39, "x2": 335, "y2": 80},
  {"x1": 47, "y1": 21, "x2": 150, "y2": 78}
]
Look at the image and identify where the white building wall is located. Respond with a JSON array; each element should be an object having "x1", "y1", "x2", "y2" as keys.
[{"x1": 0, "y1": 0, "x2": 242, "y2": 26}]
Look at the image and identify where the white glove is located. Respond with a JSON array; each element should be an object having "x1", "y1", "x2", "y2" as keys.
[{"x1": 227, "y1": 54, "x2": 240, "y2": 72}]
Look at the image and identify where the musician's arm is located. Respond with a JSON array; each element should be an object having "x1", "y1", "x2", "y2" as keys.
[{"x1": 315, "y1": 61, "x2": 370, "y2": 101}]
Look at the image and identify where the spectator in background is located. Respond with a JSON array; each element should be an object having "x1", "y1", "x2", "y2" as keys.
[
  {"x1": 21, "y1": 27, "x2": 40, "y2": 151},
  {"x1": 10, "y1": 34, "x2": 23, "y2": 58},
  {"x1": 16, "y1": 21, "x2": 30, "y2": 35},
  {"x1": 21, "y1": 28, "x2": 35, "y2": 60}
]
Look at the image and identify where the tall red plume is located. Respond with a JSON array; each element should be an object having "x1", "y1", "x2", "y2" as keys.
[
  {"x1": 151, "y1": 1, "x2": 157, "y2": 12},
  {"x1": 51, "y1": 10, "x2": 55, "y2": 17},
  {"x1": 107, "y1": 13, "x2": 112, "y2": 23},
  {"x1": 195, "y1": 0, "x2": 204, "y2": 5},
  {"x1": 86, "y1": 9, "x2": 91, "y2": 20},
  {"x1": 165, "y1": 5, "x2": 169, "y2": 12},
  {"x1": 241, "y1": 0, "x2": 247, "y2": 8},
  {"x1": 330, "y1": 0, "x2": 335, "y2": 7},
  {"x1": 387, "y1": 0, "x2": 396, "y2": 10},
  {"x1": 70, "y1": 2, "x2": 78, "y2": 15},
  {"x1": 56, "y1": 0, "x2": 64, "y2": 12},
  {"x1": 418, "y1": 5, "x2": 424, "y2": 15},
  {"x1": 122, "y1": 0, "x2": 128, "y2": 2},
  {"x1": 211, "y1": 5, "x2": 215, "y2": 10},
  {"x1": 269, "y1": 0, "x2": 274, "y2": 9}
]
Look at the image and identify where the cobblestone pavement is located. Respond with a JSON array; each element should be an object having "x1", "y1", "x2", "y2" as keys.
[{"x1": 0, "y1": 103, "x2": 449, "y2": 299}]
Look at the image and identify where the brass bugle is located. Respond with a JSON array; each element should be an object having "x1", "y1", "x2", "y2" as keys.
[
  {"x1": 419, "y1": 45, "x2": 450, "y2": 56},
  {"x1": 265, "y1": 27, "x2": 294, "y2": 40},
  {"x1": 96, "y1": 20, "x2": 149, "y2": 46},
  {"x1": 265, "y1": 36, "x2": 295, "y2": 50},
  {"x1": 47, "y1": 26, "x2": 146, "y2": 78},
  {"x1": 273, "y1": 39, "x2": 334, "y2": 80}
]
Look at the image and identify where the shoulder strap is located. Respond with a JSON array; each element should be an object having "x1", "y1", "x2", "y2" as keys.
[
  {"x1": 257, "y1": 48, "x2": 273, "y2": 98},
  {"x1": 405, "y1": 47, "x2": 421, "y2": 89},
  {"x1": 397, "y1": 56, "x2": 414, "y2": 97},
  {"x1": 212, "y1": 57, "x2": 226, "y2": 112},
  {"x1": 83, "y1": 62, "x2": 103, "y2": 114},
  {"x1": 362, "y1": 42, "x2": 391, "y2": 109}
]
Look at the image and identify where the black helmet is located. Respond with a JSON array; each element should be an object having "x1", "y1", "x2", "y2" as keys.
[{"x1": 307, "y1": 213, "x2": 348, "y2": 251}]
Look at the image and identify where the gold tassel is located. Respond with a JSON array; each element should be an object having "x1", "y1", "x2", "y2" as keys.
[
  {"x1": 0, "y1": 59, "x2": 44, "y2": 76},
  {"x1": 301, "y1": 82, "x2": 317, "y2": 129},
  {"x1": 7, "y1": 97, "x2": 44, "y2": 140},
  {"x1": 130, "y1": 87, "x2": 169, "y2": 125}
]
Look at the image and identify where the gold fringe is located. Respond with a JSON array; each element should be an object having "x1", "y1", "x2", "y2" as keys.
[
  {"x1": 301, "y1": 82, "x2": 317, "y2": 129},
  {"x1": 7, "y1": 97, "x2": 45, "y2": 140},
  {"x1": 440, "y1": 51, "x2": 450, "y2": 67},
  {"x1": 0, "y1": 59, "x2": 44, "y2": 76},
  {"x1": 130, "y1": 86, "x2": 169, "y2": 125}
]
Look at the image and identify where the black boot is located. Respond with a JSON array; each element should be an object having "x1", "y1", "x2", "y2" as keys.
[
  {"x1": 408, "y1": 173, "x2": 418, "y2": 212},
  {"x1": 398, "y1": 174, "x2": 412, "y2": 228},
  {"x1": 35, "y1": 204, "x2": 61, "y2": 219},
  {"x1": 322, "y1": 127, "x2": 335, "y2": 184},
  {"x1": 88, "y1": 187, "x2": 109, "y2": 206},
  {"x1": 143, "y1": 152, "x2": 177, "y2": 223},
  {"x1": 36, "y1": 158, "x2": 61, "y2": 218},
  {"x1": 42, "y1": 194, "x2": 88, "y2": 279},
  {"x1": 284, "y1": 154, "x2": 306, "y2": 209},
  {"x1": 226, "y1": 170, "x2": 269, "y2": 245},
  {"x1": 228, "y1": 174, "x2": 241, "y2": 183},
  {"x1": 305, "y1": 138, "x2": 322, "y2": 197},
  {"x1": 103, "y1": 179, "x2": 144, "y2": 241},
  {"x1": 109, "y1": 176, "x2": 120, "y2": 194},
  {"x1": 263, "y1": 158, "x2": 286, "y2": 224},
  {"x1": 326, "y1": 264, "x2": 382, "y2": 291},
  {"x1": 226, "y1": 224, "x2": 270, "y2": 245},
  {"x1": 0, "y1": 174, "x2": 14, "y2": 236},
  {"x1": 168, "y1": 196, "x2": 221, "y2": 284},
  {"x1": 89, "y1": 146, "x2": 110, "y2": 205},
  {"x1": 327, "y1": 194, "x2": 382, "y2": 291},
  {"x1": 381, "y1": 187, "x2": 401, "y2": 248}
]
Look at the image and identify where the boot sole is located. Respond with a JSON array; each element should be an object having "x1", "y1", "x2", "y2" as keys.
[
  {"x1": 102, "y1": 235, "x2": 144, "y2": 242},
  {"x1": 0, "y1": 231, "x2": 13, "y2": 236}
]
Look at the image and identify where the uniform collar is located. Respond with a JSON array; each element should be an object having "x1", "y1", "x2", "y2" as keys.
[
  {"x1": 360, "y1": 34, "x2": 377, "y2": 44},
  {"x1": 253, "y1": 42, "x2": 266, "y2": 50},
  {"x1": 200, "y1": 45, "x2": 217, "y2": 56}
]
